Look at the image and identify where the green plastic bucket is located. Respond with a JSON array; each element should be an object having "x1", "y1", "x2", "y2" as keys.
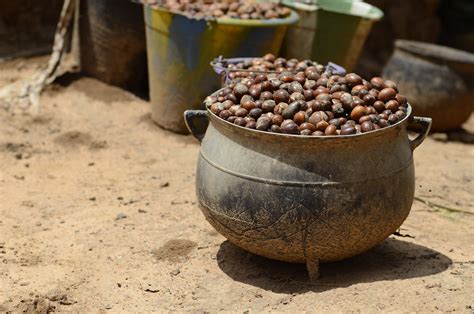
[
  {"x1": 143, "y1": 6, "x2": 299, "y2": 133},
  {"x1": 281, "y1": 0, "x2": 383, "y2": 71}
]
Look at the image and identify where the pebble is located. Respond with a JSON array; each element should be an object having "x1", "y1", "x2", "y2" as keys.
[{"x1": 115, "y1": 213, "x2": 127, "y2": 220}]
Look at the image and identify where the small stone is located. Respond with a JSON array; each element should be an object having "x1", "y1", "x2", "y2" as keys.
[
  {"x1": 115, "y1": 213, "x2": 127, "y2": 220},
  {"x1": 170, "y1": 269, "x2": 181, "y2": 276},
  {"x1": 144, "y1": 287, "x2": 159, "y2": 293}
]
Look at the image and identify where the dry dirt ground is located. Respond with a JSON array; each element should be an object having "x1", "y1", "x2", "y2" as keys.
[{"x1": 0, "y1": 57, "x2": 473, "y2": 313}]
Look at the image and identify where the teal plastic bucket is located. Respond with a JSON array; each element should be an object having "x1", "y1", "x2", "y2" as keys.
[{"x1": 281, "y1": 0, "x2": 383, "y2": 71}]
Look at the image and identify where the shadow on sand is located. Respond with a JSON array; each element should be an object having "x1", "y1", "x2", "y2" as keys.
[{"x1": 216, "y1": 237, "x2": 452, "y2": 294}]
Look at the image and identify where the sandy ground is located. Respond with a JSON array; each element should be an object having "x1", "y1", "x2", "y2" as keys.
[{"x1": 0, "y1": 56, "x2": 473, "y2": 313}]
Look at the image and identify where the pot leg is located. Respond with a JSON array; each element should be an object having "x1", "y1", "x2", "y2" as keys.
[{"x1": 306, "y1": 258, "x2": 320, "y2": 282}]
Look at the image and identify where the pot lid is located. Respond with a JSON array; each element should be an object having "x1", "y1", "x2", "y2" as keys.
[{"x1": 395, "y1": 40, "x2": 474, "y2": 65}]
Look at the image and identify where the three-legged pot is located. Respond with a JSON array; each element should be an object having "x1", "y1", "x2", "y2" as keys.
[{"x1": 185, "y1": 105, "x2": 431, "y2": 281}]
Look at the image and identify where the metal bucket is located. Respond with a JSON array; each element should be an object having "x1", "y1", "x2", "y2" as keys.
[
  {"x1": 281, "y1": 0, "x2": 383, "y2": 71},
  {"x1": 144, "y1": 6, "x2": 299, "y2": 133},
  {"x1": 184, "y1": 95, "x2": 431, "y2": 280},
  {"x1": 78, "y1": 0, "x2": 148, "y2": 94}
]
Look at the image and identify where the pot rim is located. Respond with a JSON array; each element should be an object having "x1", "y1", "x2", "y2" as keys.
[
  {"x1": 205, "y1": 94, "x2": 412, "y2": 140},
  {"x1": 395, "y1": 40, "x2": 474, "y2": 65},
  {"x1": 143, "y1": 4, "x2": 300, "y2": 26},
  {"x1": 282, "y1": 0, "x2": 383, "y2": 20}
]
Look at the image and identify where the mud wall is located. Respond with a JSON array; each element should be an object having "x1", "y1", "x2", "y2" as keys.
[{"x1": 0, "y1": 0, "x2": 63, "y2": 58}]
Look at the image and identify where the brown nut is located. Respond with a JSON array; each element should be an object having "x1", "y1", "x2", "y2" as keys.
[
  {"x1": 234, "y1": 117, "x2": 247, "y2": 126},
  {"x1": 282, "y1": 102, "x2": 302, "y2": 119},
  {"x1": 241, "y1": 100, "x2": 256, "y2": 111},
  {"x1": 316, "y1": 120, "x2": 329, "y2": 131},
  {"x1": 289, "y1": 92, "x2": 305, "y2": 102},
  {"x1": 299, "y1": 122, "x2": 316, "y2": 132},
  {"x1": 293, "y1": 111, "x2": 307, "y2": 125},
  {"x1": 245, "y1": 120, "x2": 256, "y2": 129},
  {"x1": 262, "y1": 100, "x2": 276, "y2": 113},
  {"x1": 249, "y1": 85, "x2": 261, "y2": 99},
  {"x1": 370, "y1": 77, "x2": 384, "y2": 90},
  {"x1": 351, "y1": 85, "x2": 368, "y2": 97},
  {"x1": 324, "y1": 124, "x2": 337, "y2": 135},
  {"x1": 359, "y1": 115, "x2": 372, "y2": 124},
  {"x1": 345, "y1": 73, "x2": 363, "y2": 86},
  {"x1": 395, "y1": 94, "x2": 407, "y2": 106},
  {"x1": 378, "y1": 88, "x2": 397, "y2": 102},
  {"x1": 388, "y1": 114, "x2": 399, "y2": 124},
  {"x1": 308, "y1": 111, "x2": 328, "y2": 125},
  {"x1": 256, "y1": 116, "x2": 271, "y2": 131},
  {"x1": 350, "y1": 105, "x2": 366, "y2": 121},
  {"x1": 280, "y1": 119, "x2": 299, "y2": 134},
  {"x1": 249, "y1": 108, "x2": 263, "y2": 119},
  {"x1": 233, "y1": 83, "x2": 248, "y2": 99},
  {"x1": 340, "y1": 125, "x2": 356, "y2": 135},
  {"x1": 274, "y1": 102, "x2": 288, "y2": 115},
  {"x1": 383, "y1": 80, "x2": 398, "y2": 91},
  {"x1": 270, "y1": 124, "x2": 281, "y2": 133},
  {"x1": 385, "y1": 100, "x2": 400, "y2": 113},
  {"x1": 227, "y1": 116, "x2": 237, "y2": 123},
  {"x1": 235, "y1": 108, "x2": 249, "y2": 117},
  {"x1": 378, "y1": 119, "x2": 389, "y2": 128},
  {"x1": 219, "y1": 110, "x2": 232, "y2": 120},
  {"x1": 271, "y1": 114, "x2": 284, "y2": 126},
  {"x1": 273, "y1": 89, "x2": 290, "y2": 103},
  {"x1": 373, "y1": 100, "x2": 385, "y2": 113},
  {"x1": 360, "y1": 121, "x2": 375, "y2": 133}
]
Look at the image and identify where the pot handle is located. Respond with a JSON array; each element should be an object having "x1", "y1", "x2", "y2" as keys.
[
  {"x1": 184, "y1": 110, "x2": 209, "y2": 142},
  {"x1": 408, "y1": 116, "x2": 432, "y2": 150}
]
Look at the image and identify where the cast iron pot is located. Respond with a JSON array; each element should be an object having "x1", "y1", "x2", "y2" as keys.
[
  {"x1": 184, "y1": 100, "x2": 431, "y2": 281},
  {"x1": 383, "y1": 40, "x2": 474, "y2": 132}
]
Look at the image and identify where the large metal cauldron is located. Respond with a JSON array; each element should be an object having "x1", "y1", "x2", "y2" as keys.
[{"x1": 185, "y1": 104, "x2": 431, "y2": 281}]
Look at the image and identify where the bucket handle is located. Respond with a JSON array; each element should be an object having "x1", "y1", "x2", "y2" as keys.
[
  {"x1": 408, "y1": 116, "x2": 432, "y2": 150},
  {"x1": 184, "y1": 110, "x2": 209, "y2": 142}
]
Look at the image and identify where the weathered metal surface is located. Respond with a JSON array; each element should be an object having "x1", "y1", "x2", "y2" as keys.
[
  {"x1": 281, "y1": 0, "x2": 382, "y2": 71},
  {"x1": 144, "y1": 7, "x2": 298, "y2": 134},
  {"x1": 383, "y1": 40, "x2": 474, "y2": 131},
  {"x1": 184, "y1": 99, "x2": 431, "y2": 280},
  {"x1": 78, "y1": 0, "x2": 148, "y2": 93}
]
